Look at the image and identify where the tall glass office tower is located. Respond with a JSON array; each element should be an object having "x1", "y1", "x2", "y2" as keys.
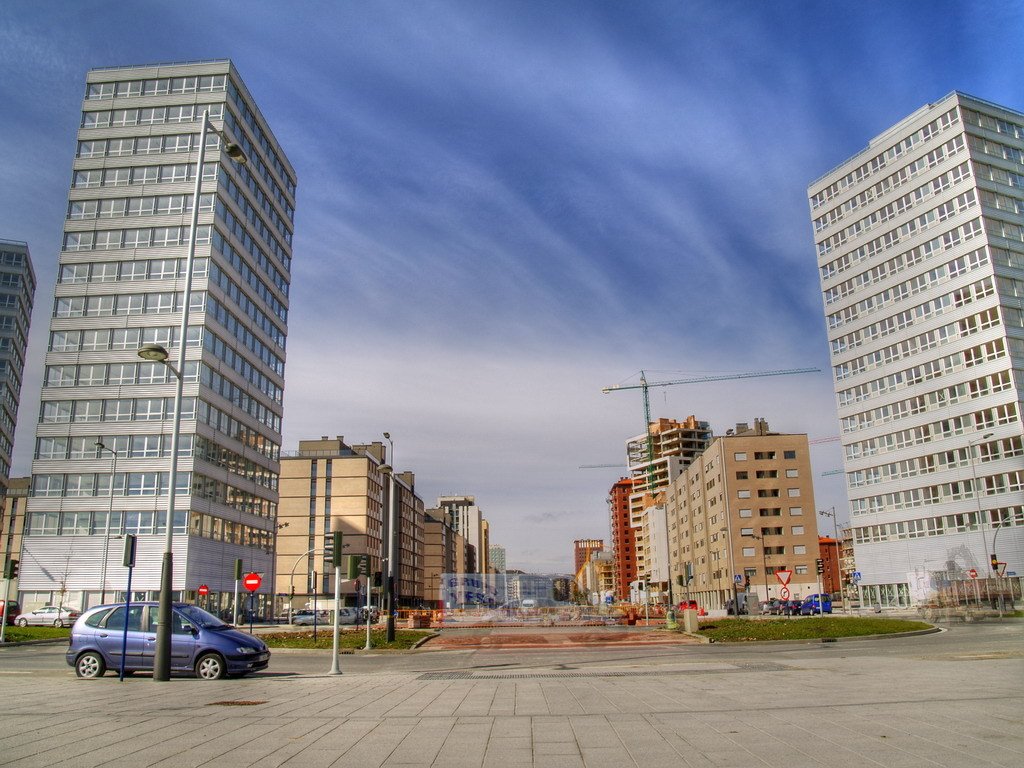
[
  {"x1": 808, "y1": 93, "x2": 1023, "y2": 607},
  {"x1": 19, "y1": 61, "x2": 296, "y2": 615},
  {"x1": 0, "y1": 239, "x2": 35, "y2": 499}
]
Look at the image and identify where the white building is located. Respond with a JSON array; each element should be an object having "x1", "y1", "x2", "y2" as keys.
[
  {"x1": 808, "y1": 92, "x2": 1024, "y2": 606},
  {"x1": 20, "y1": 61, "x2": 296, "y2": 614}
]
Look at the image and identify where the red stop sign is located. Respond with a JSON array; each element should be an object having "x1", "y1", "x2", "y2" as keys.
[
  {"x1": 242, "y1": 572, "x2": 262, "y2": 592},
  {"x1": 197, "y1": 584, "x2": 210, "y2": 596}
]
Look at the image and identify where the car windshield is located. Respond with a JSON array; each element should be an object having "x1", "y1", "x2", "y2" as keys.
[{"x1": 176, "y1": 604, "x2": 229, "y2": 629}]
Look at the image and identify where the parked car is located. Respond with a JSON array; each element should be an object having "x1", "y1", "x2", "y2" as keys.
[
  {"x1": 17, "y1": 605, "x2": 81, "y2": 627},
  {"x1": 0, "y1": 599, "x2": 21, "y2": 625},
  {"x1": 780, "y1": 600, "x2": 803, "y2": 616},
  {"x1": 66, "y1": 602, "x2": 270, "y2": 679},
  {"x1": 760, "y1": 599, "x2": 783, "y2": 615},
  {"x1": 800, "y1": 594, "x2": 833, "y2": 615},
  {"x1": 292, "y1": 609, "x2": 330, "y2": 626}
]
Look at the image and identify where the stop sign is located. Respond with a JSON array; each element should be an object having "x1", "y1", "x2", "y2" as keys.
[
  {"x1": 197, "y1": 584, "x2": 209, "y2": 596},
  {"x1": 242, "y1": 572, "x2": 262, "y2": 592},
  {"x1": 968, "y1": 568, "x2": 978, "y2": 579}
]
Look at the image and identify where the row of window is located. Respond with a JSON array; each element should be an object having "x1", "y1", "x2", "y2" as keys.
[
  {"x1": 848, "y1": 436, "x2": 1022, "y2": 489},
  {"x1": 46, "y1": 359, "x2": 198, "y2": 389},
  {"x1": 50, "y1": 324, "x2": 201, "y2": 353},
  {"x1": 962, "y1": 107, "x2": 1024, "y2": 141},
  {"x1": 28, "y1": 509, "x2": 187, "y2": 537},
  {"x1": 817, "y1": 161, "x2": 972, "y2": 256},
  {"x1": 68, "y1": 192, "x2": 215, "y2": 221},
  {"x1": 73, "y1": 161, "x2": 217, "y2": 190},
  {"x1": 0, "y1": 250, "x2": 29, "y2": 266},
  {"x1": 212, "y1": 221, "x2": 288, "y2": 299},
  {"x1": 838, "y1": 335, "x2": 1009, "y2": 409},
  {"x1": 846, "y1": 401, "x2": 1018, "y2": 462},
  {"x1": 827, "y1": 245, "x2": 1024, "y2": 357},
  {"x1": 226, "y1": 81, "x2": 296, "y2": 196},
  {"x1": 85, "y1": 74, "x2": 228, "y2": 100},
  {"x1": 733, "y1": 450, "x2": 798, "y2": 461},
  {"x1": 82, "y1": 101, "x2": 224, "y2": 130},
  {"x1": 737, "y1": 507, "x2": 804, "y2": 517},
  {"x1": 77, "y1": 128, "x2": 220, "y2": 158},
  {"x1": 813, "y1": 134, "x2": 967, "y2": 233},
  {"x1": 63, "y1": 223, "x2": 211, "y2": 252},
  {"x1": 851, "y1": 469, "x2": 1023, "y2": 517},
  {"x1": 220, "y1": 167, "x2": 292, "y2": 246},
  {"x1": 841, "y1": 370, "x2": 1016, "y2": 435},
  {"x1": 204, "y1": 327, "x2": 283, "y2": 405},
  {"x1": 735, "y1": 469, "x2": 800, "y2": 479},
  {"x1": 834, "y1": 306, "x2": 999, "y2": 382},
  {"x1": 968, "y1": 133, "x2": 1024, "y2": 166},
  {"x1": 60, "y1": 256, "x2": 206, "y2": 285},
  {"x1": 810, "y1": 107, "x2": 959, "y2": 210},
  {"x1": 854, "y1": 506, "x2": 1022, "y2": 543},
  {"x1": 197, "y1": 397, "x2": 280, "y2": 462},
  {"x1": 54, "y1": 288, "x2": 204, "y2": 318},
  {"x1": 208, "y1": 263, "x2": 286, "y2": 349},
  {"x1": 211, "y1": 255, "x2": 286, "y2": 327},
  {"x1": 41, "y1": 395, "x2": 195, "y2": 424},
  {"x1": 206, "y1": 295, "x2": 285, "y2": 376},
  {"x1": 218, "y1": 197, "x2": 290, "y2": 273}
]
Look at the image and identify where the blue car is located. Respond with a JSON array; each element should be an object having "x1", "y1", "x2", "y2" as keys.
[
  {"x1": 800, "y1": 594, "x2": 833, "y2": 615},
  {"x1": 66, "y1": 602, "x2": 270, "y2": 679}
]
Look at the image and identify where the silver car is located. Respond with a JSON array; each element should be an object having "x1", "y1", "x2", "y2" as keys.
[{"x1": 17, "y1": 605, "x2": 82, "y2": 628}]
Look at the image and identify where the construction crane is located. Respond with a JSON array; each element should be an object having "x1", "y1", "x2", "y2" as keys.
[{"x1": 602, "y1": 368, "x2": 821, "y2": 488}]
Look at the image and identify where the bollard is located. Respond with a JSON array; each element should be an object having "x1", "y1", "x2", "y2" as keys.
[{"x1": 665, "y1": 607, "x2": 678, "y2": 630}]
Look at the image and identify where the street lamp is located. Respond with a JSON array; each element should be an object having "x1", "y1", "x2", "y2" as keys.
[
  {"x1": 95, "y1": 441, "x2": 119, "y2": 604},
  {"x1": 379, "y1": 460, "x2": 397, "y2": 642},
  {"x1": 137, "y1": 108, "x2": 247, "y2": 683},
  {"x1": 968, "y1": 432, "x2": 995, "y2": 576}
]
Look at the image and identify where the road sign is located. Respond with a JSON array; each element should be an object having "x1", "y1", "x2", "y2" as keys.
[
  {"x1": 242, "y1": 572, "x2": 262, "y2": 592},
  {"x1": 734, "y1": 574, "x2": 743, "y2": 584},
  {"x1": 775, "y1": 569, "x2": 793, "y2": 586},
  {"x1": 197, "y1": 584, "x2": 209, "y2": 596},
  {"x1": 852, "y1": 571, "x2": 862, "y2": 582},
  {"x1": 968, "y1": 568, "x2": 977, "y2": 579},
  {"x1": 780, "y1": 586, "x2": 791, "y2": 599}
]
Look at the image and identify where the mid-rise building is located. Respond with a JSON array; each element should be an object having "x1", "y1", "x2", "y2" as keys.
[
  {"x1": 1, "y1": 477, "x2": 30, "y2": 594},
  {"x1": 20, "y1": 61, "x2": 296, "y2": 614},
  {"x1": 0, "y1": 240, "x2": 35, "y2": 499},
  {"x1": 666, "y1": 419, "x2": 819, "y2": 609},
  {"x1": 573, "y1": 538, "x2": 603, "y2": 573},
  {"x1": 608, "y1": 477, "x2": 636, "y2": 601},
  {"x1": 438, "y1": 494, "x2": 484, "y2": 573},
  {"x1": 808, "y1": 92, "x2": 1024, "y2": 607}
]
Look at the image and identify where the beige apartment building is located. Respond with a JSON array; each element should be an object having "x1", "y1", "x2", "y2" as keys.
[
  {"x1": 423, "y1": 509, "x2": 466, "y2": 609},
  {"x1": 1, "y1": 477, "x2": 29, "y2": 598},
  {"x1": 666, "y1": 419, "x2": 821, "y2": 610},
  {"x1": 277, "y1": 436, "x2": 424, "y2": 613}
]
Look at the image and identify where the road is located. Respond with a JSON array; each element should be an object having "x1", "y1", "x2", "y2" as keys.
[{"x1": 1, "y1": 620, "x2": 1021, "y2": 767}]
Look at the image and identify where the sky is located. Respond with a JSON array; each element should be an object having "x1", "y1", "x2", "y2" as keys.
[{"x1": 1, "y1": 0, "x2": 1021, "y2": 573}]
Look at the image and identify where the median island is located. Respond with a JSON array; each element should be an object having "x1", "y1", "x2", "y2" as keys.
[{"x1": 693, "y1": 616, "x2": 933, "y2": 642}]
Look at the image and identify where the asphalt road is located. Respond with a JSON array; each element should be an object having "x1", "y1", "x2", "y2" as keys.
[{"x1": 2, "y1": 619, "x2": 1021, "y2": 679}]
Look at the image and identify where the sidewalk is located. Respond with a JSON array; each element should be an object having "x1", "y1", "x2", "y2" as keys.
[{"x1": 1, "y1": 628, "x2": 1021, "y2": 767}]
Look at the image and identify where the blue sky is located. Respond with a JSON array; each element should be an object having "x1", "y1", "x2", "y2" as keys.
[{"x1": 1, "y1": 1, "x2": 1021, "y2": 572}]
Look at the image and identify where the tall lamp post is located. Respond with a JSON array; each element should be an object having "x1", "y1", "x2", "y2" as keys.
[
  {"x1": 136, "y1": 109, "x2": 247, "y2": 682},
  {"x1": 379, "y1": 460, "x2": 397, "y2": 643},
  {"x1": 95, "y1": 441, "x2": 119, "y2": 604},
  {"x1": 818, "y1": 506, "x2": 845, "y2": 613}
]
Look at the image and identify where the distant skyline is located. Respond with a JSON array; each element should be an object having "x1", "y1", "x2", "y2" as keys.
[{"x1": 1, "y1": 0, "x2": 1021, "y2": 572}]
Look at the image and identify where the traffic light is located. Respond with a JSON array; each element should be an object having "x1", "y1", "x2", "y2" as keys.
[
  {"x1": 991, "y1": 553, "x2": 999, "y2": 571},
  {"x1": 3, "y1": 559, "x2": 17, "y2": 579},
  {"x1": 372, "y1": 571, "x2": 382, "y2": 588},
  {"x1": 331, "y1": 531, "x2": 343, "y2": 567},
  {"x1": 815, "y1": 558, "x2": 825, "y2": 575},
  {"x1": 348, "y1": 554, "x2": 366, "y2": 579},
  {"x1": 234, "y1": 558, "x2": 243, "y2": 580}
]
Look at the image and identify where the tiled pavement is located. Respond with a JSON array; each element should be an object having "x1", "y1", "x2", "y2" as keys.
[{"x1": 1, "y1": 629, "x2": 1022, "y2": 767}]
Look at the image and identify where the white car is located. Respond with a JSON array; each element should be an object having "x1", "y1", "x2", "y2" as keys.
[{"x1": 17, "y1": 605, "x2": 82, "y2": 628}]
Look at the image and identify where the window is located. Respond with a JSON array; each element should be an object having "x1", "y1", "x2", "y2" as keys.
[
  {"x1": 36, "y1": 437, "x2": 68, "y2": 459},
  {"x1": 754, "y1": 451, "x2": 776, "y2": 460},
  {"x1": 46, "y1": 365, "x2": 77, "y2": 387},
  {"x1": 41, "y1": 401, "x2": 72, "y2": 423},
  {"x1": 136, "y1": 136, "x2": 162, "y2": 154},
  {"x1": 737, "y1": 489, "x2": 751, "y2": 499},
  {"x1": 740, "y1": 528, "x2": 754, "y2": 536},
  {"x1": 795, "y1": 565, "x2": 808, "y2": 575},
  {"x1": 784, "y1": 450, "x2": 797, "y2": 459},
  {"x1": 786, "y1": 469, "x2": 799, "y2": 478},
  {"x1": 105, "y1": 399, "x2": 134, "y2": 421},
  {"x1": 127, "y1": 472, "x2": 160, "y2": 496},
  {"x1": 121, "y1": 261, "x2": 148, "y2": 280},
  {"x1": 793, "y1": 545, "x2": 807, "y2": 555},
  {"x1": 135, "y1": 398, "x2": 166, "y2": 420},
  {"x1": 68, "y1": 201, "x2": 98, "y2": 220},
  {"x1": 107, "y1": 138, "x2": 134, "y2": 156},
  {"x1": 136, "y1": 362, "x2": 167, "y2": 384},
  {"x1": 742, "y1": 547, "x2": 756, "y2": 557},
  {"x1": 735, "y1": 471, "x2": 748, "y2": 480},
  {"x1": 85, "y1": 295, "x2": 115, "y2": 316},
  {"x1": 788, "y1": 488, "x2": 801, "y2": 497},
  {"x1": 734, "y1": 452, "x2": 747, "y2": 461},
  {"x1": 73, "y1": 400, "x2": 103, "y2": 422},
  {"x1": 116, "y1": 294, "x2": 145, "y2": 315},
  {"x1": 131, "y1": 435, "x2": 162, "y2": 458},
  {"x1": 739, "y1": 508, "x2": 752, "y2": 518},
  {"x1": 78, "y1": 364, "x2": 107, "y2": 386},
  {"x1": 789, "y1": 507, "x2": 803, "y2": 516},
  {"x1": 111, "y1": 328, "x2": 141, "y2": 350},
  {"x1": 104, "y1": 168, "x2": 131, "y2": 186}
]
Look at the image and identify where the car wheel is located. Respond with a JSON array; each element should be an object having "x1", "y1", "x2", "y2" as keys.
[
  {"x1": 53, "y1": 619, "x2": 65, "y2": 628},
  {"x1": 16, "y1": 617, "x2": 27, "y2": 627},
  {"x1": 195, "y1": 652, "x2": 227, "y2": 680},
  {"x1": 75, "y1": 651, "x2": 106, "y2": 679}
]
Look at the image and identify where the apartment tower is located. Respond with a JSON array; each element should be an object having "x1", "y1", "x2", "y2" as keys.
[
  {"x1": 21, "y1": 61, "x2": 295, "y2": 614},
  {"x1": 0, "y1": 240, "x2": 35, "y2": 500},
  {"x1": 808, "y1": 92, "x2": 1023, "y2": 606}
]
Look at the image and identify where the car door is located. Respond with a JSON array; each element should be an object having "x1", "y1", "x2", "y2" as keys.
[
  {"x1": 95, "y1": 605, "x2": 147, "y2": 669},
  {"x1": 142, "y1": 607, "x2": 197, "y2": 671}
]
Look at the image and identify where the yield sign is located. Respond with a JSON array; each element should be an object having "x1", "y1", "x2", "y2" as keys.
[{"x1": 775, "y1": 569, "x2": 793, "y2": 586}]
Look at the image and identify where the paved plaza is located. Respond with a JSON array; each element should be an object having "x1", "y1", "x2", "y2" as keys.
[{"x1": 0, "y1": 622, "x2": 1022, "y2": 767}]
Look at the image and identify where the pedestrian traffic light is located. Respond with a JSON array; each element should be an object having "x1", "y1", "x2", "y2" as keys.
[
  {"x1": 372, "y1": 571, "x2": 382, "y2": 588},
  {"x1": 991, "y1": 553, "x2": 999, "y2": 571},
  {"x1": 3, "y1": 559, "x2": 17, "y2": 579},
  {"x1": 815, "y1": 558, "x2": 824, "y2": 574}
]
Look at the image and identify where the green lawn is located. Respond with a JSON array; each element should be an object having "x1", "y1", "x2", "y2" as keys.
[
  {"x1": 1, "y1": 625, "x2": 71, "y2": 643},
  {"x1": 695, "y1": 616, "x2": 932, "y2": 642},
  {"x1": 260, "y1": 628, "x2": 432, "y2": 650}
]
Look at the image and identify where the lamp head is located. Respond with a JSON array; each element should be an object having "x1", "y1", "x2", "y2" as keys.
[
  {"x1": 223, "y1": 142, "x2": 247, "y2": 164},
  {"x1": 137, "y1": 343, "x2": 170, "y2": 363}
]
